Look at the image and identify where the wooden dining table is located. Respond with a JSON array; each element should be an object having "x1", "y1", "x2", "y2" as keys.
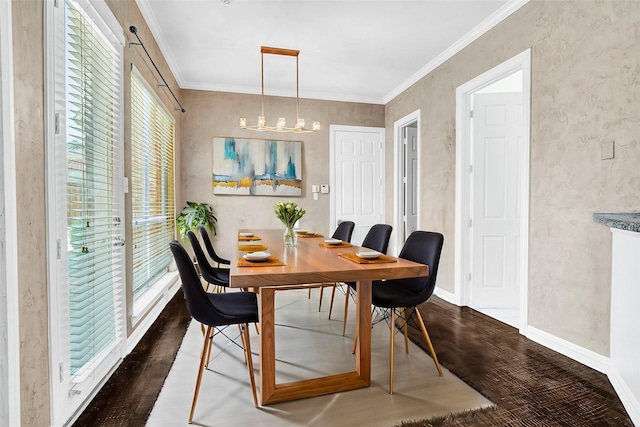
[{"x1": 229, "y1": 228, "x2": 429, "y2": 405}]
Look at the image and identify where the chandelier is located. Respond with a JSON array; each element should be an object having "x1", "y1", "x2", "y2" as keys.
[{"x1": 239, "y1": 46, "x2": 320, "y2": 133}]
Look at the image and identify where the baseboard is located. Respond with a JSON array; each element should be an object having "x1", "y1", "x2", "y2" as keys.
[
  {"x1": 434, "y1": 286, "x2": 458, "y2": 305},
  {"x1": 526, "y1": 326, "x2": 610, "y2": 374},
  {"x1": 608, "y1": 367, "x2": 640, "y2": 426}
]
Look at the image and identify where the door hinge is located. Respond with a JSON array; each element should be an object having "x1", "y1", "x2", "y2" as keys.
[
  {"x1": 59, "y1": 362, "x2": 64, "y2": 382},
  {"x1": 54, "y1": 0, "x2": 59, "y2": 7},
  {"x1": 469, "y1": 164, "x2": 473, "y2": 173},
  {"x1": 54, "y1": 113, "x2": 60, "y2": 135},
  {"x1": 469, "y1": 219, "x2": 472, "y2": 227},
  {"x1": 470, "y1": 109, "x2": 474, "y2": 118},
  {"x1": 56, "y1": 239, "x2": 61, "y2": 259},
  {"x1": 468, "y1": 273, "x2": 472, "y2": 281}
]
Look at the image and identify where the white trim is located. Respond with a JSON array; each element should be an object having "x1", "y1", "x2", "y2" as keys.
[
  {"x1": 609, "y1": 366, "x2": 640, "y2": 426},
  {"x1": 128, "y1": 273, "x2": 180, "y2": 353},
  {"x1": 392, "y1": 110, "x2": 421, "y2": 256},
  {"x1": 329, "y1": 125, "x2": 386, "y2": 237},
  {"x1": 433, "y1": 287, "x2": 457, "y2": 305},
  {"x1": 454, "y1": 49, "x2": 531, "y2": 333},
  {"x1": 383, "y1": 0, "x2": 530, "y2": 104},
  {"x1": 526, "y1": 326, "x2": 610, "y2": 375},
  {"x1": 0, "y1": 1, "x2": 20, "y2": 425}
]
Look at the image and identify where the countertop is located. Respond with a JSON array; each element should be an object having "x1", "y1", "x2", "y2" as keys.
[{"x1": 593, "y1": 212, "x2": 640, "y2": 233}]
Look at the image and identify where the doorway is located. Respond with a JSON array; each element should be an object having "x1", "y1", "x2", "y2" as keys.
[
  {"x1": 455, "y1": 50, "x2": 531, "y2": 333},
  {"x1": 393, "y1": 110, "x2": 420, "y2": 256},
  {"x1": 330, "y1": 125, "x2": 385, "y2": 246}
]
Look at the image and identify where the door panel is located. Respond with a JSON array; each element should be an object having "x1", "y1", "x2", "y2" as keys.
[
  {"x1": 471, "y1": 92, "x2": 521, "y2": 308},
  {"x1": 332, "y1": 127, "x2": 384, "y2": 246},
  {"x1": 403, "y1": 127, "x2": 418, "y2": 243}
]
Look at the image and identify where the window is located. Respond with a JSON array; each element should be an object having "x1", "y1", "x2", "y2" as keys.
[
  {"x1": 48, "y1": 0, "x2": 125, "y2": 423},
  {"x1": 130, "y1": 68, "x2": 175, "y2": 301}
]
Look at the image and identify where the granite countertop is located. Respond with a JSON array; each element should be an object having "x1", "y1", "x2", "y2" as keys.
[{"x1": 593, "y1": 212, "x2": 640, "y2": 232}]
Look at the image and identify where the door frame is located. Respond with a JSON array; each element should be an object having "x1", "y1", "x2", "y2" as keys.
[
  {"x1": 0, "y1": 1, "x2": 20, "y2": 425},
  {"x1": 454, "y1": 49, "x2": 531, "y2": 333},
  {"x1": 329, "y1": 125, "x2": 385, "y2": 240},
  {"x1": 392, "y1": 110, "x2": 421, "y2": 256}
]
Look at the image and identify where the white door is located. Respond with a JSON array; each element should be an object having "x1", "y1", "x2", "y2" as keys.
[
  {"x1": 331, "y1": 125, "x2": 385, "y2": 246},
  {"x1": 471, "y1": 92, "x2": 522, "y2": 308},
  {"x1": 403, "y1": 126, "x2": 418, "y2": 243}
]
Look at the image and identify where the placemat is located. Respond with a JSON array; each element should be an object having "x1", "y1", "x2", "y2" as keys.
[
  {"x1": 236, "y1": 255, "x2": 285, "y2": 267},
  {"x1": 297, "y1": 232, "x2": 323, "y2": 238},
  {"x1": 237, "y1": 244, "x2": 268, "y2": 252},
  {"x1": 338, "y1": 252, "x2": 398, "y2": 264},
  {"x1": 319, "y1": 241, "x2": 353, "y2": 248},
  {"x1": 238, "y1": 235, "x2": 261, "y2": 241}
]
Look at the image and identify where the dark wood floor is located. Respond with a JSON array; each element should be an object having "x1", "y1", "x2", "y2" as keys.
[
  {"x1": 72, "y1": 290, "x2": 191, "y2": 427},
  {"x1": 72, "y1": 291, "x2": 633, "y2": 426}
]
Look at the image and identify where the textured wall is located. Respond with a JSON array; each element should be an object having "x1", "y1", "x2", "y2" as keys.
[
  {"x1": 180, "y1": 90, "x2": 384, "y2": 257},
  {"x1": 12, "y1": 1, "x2": 50, "y2": 424},
  {"x1": 385, "y1": 0, "x2": 640, "y2": 356}
]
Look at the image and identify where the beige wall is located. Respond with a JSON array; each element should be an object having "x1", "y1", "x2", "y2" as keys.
[
  {"x1": 179, "y1": 89, "x2": 384, "y2": 256},
  {"x1": 385, "y1": 0, "x2": 640, "y2": 356},
  {"x1": 12, "y1": 0, "x2": 182, "y2": 424}
]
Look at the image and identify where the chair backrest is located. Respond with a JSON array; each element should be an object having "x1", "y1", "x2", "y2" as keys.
[
  {"x1": 198, "y1": 224, "x2": 229, "y2": 265},
  {"x1": 332, "y1": 221, "x2": 355, "y2": 242},
  {"x1": 187, "y1": 230, "x2": 229, "y2": 286},
  {"x1": 169, "y1": 240, "x2": 228, "y2": 326},
  {"x1": 398, "y1": 231, "x2": 444, "y2": 299},
  {"x1": 361, "y1": 224, "x2": 393, "y2": 254}
]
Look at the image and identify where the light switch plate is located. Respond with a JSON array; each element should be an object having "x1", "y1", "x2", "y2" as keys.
[
  {"x1": 602, "y1": 141, "x2": 614, "y2": 160},
  {"x1": 321, "y1": 184, "x2": 329, "y2": 194},
  {"x1": 311, "y1": 184, "x2": 319, "y2": 193}
]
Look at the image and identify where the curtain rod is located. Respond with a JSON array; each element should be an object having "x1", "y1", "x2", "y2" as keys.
[{"x1": 128, "y1": 26, "x2": 186, "y2": 113}]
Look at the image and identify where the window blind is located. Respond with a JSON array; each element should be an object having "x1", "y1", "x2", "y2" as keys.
[
  {"x1": 130, "y1": 69, "x2": 175, "y2": 300},
  {"x1": 64, "y1": 0, "x2": 123, "y2": 376}
]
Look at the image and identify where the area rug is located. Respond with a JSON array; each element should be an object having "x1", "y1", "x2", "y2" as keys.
[{"x1": 394, "y1": 297, "x2": 633, "y2": 426}]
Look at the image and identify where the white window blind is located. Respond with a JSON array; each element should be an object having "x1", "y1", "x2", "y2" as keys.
[
  {"x1": 130, "y1": 68, "x2": 175, "y2": 301},
  {"x1": 63, "y1": 0, "x2": 124, "y2": 377}
]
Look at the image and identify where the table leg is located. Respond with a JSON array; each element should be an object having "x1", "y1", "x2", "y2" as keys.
[{"x1": 259, "y1": 282, "x2": 372, "y2": 405}]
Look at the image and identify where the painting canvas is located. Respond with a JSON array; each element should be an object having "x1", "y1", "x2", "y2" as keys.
[{"x1": 212, "y1": 137, "x2": 302, "y2": 196}]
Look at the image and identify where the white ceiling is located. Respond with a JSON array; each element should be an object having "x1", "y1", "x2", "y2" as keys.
[{"x1": 136, "y1": 0, "x2": 526, "y2": 105}]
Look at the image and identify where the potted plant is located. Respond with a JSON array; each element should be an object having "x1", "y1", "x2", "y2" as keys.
[{"x1": 176, "y1": 201, "x2": 217, "y2": 240}]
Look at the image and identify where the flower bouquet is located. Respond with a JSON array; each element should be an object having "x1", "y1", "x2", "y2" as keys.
[{"x1": 274, "y1": 201, "x2": 306, "y2": 246}]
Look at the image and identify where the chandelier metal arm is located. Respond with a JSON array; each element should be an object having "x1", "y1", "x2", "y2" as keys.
[{"x1": 239, "y1": 46, "x2": 320, "y2": 134}]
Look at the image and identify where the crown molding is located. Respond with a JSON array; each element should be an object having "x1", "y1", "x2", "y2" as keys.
[{"x1": 382, "y1": 0, "x2": 530, "y2": 104}]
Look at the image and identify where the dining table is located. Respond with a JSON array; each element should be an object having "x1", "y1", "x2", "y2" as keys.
[{"x1": 229, "y1": 228, "x2": 429, "y2": 405}]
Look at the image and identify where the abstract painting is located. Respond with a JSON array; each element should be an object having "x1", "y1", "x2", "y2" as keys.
[{"x1": 212, "y1": 137, "x2": 302, "y2": 196}]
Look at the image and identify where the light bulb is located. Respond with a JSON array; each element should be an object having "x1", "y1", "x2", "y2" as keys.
[
  {"x1": 312, "y1": 121, "x2": 321, "y2": 131},
  {"x1": 258, "y1": 116, "x2": 266, "y2": 128},
  {"x1": 277, "y1": 117, "x2": 286, "y2": 130},
  {"x1": 238, "y1": 117, "x2": 247, "y2": 128}
]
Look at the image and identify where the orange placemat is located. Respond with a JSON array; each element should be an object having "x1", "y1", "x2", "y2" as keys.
[
  {"x1": 237, "y1": 255, "x2": 285, "y2": 267},
  {"x1": 297, "y1": 232, "x2": 324, "y2": 238},
  {"x1": 237, "y1": 244, "x2": 269, "y2": 252},
  {"x1": 338, "y1": 252, "x2": 398, "y2": 264},
  {"x1": 319, "y1": 241, "x2": 353, "y2": 248},
  {"x1": 238, "y1": 235, "x2": 261, "y2": 241}
]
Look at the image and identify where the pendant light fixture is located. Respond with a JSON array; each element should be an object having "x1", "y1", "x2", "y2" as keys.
[{"x1": 239, "y1": 46, "x2": 320, "y2": 133}]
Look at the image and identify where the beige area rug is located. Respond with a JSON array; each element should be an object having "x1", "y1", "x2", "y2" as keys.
[{"x1": 147, "y1": 289, "x2": 492, "y2": 427}]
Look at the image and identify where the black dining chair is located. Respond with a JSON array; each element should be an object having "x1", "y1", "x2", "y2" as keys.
[
  {"x1": 198, "y1": 224, "x2": 230, "y2": 267},
  {"x1": 331, "y1": 224, "x2": 393, "y2": 333},
  {"x1": 169, "y1": 241, "x2": 259, "y2": 423},
  {"x1": 370, "y1": 231, "x2": 444, "y2": 394},
  {"x1": 311, "y1": 221, "x2": 355, "y2": 310},
  {"x1": 187, "y1": 230, "x2": 230, "y2": 292}
]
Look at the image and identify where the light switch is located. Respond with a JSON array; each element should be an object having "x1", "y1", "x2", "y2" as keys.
[
  {"x1": 602, "y1": 141, "x2": 614, "y2": 160},
  {"x1": 313, "y1": 192, "x2": 319, "y2": 200},
  {"x1": 320, "y1": 184, "x2": 329, "y2": 194},
  {"x1": 311, "y1": 184, "x2": 319, "y2": 193}
]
